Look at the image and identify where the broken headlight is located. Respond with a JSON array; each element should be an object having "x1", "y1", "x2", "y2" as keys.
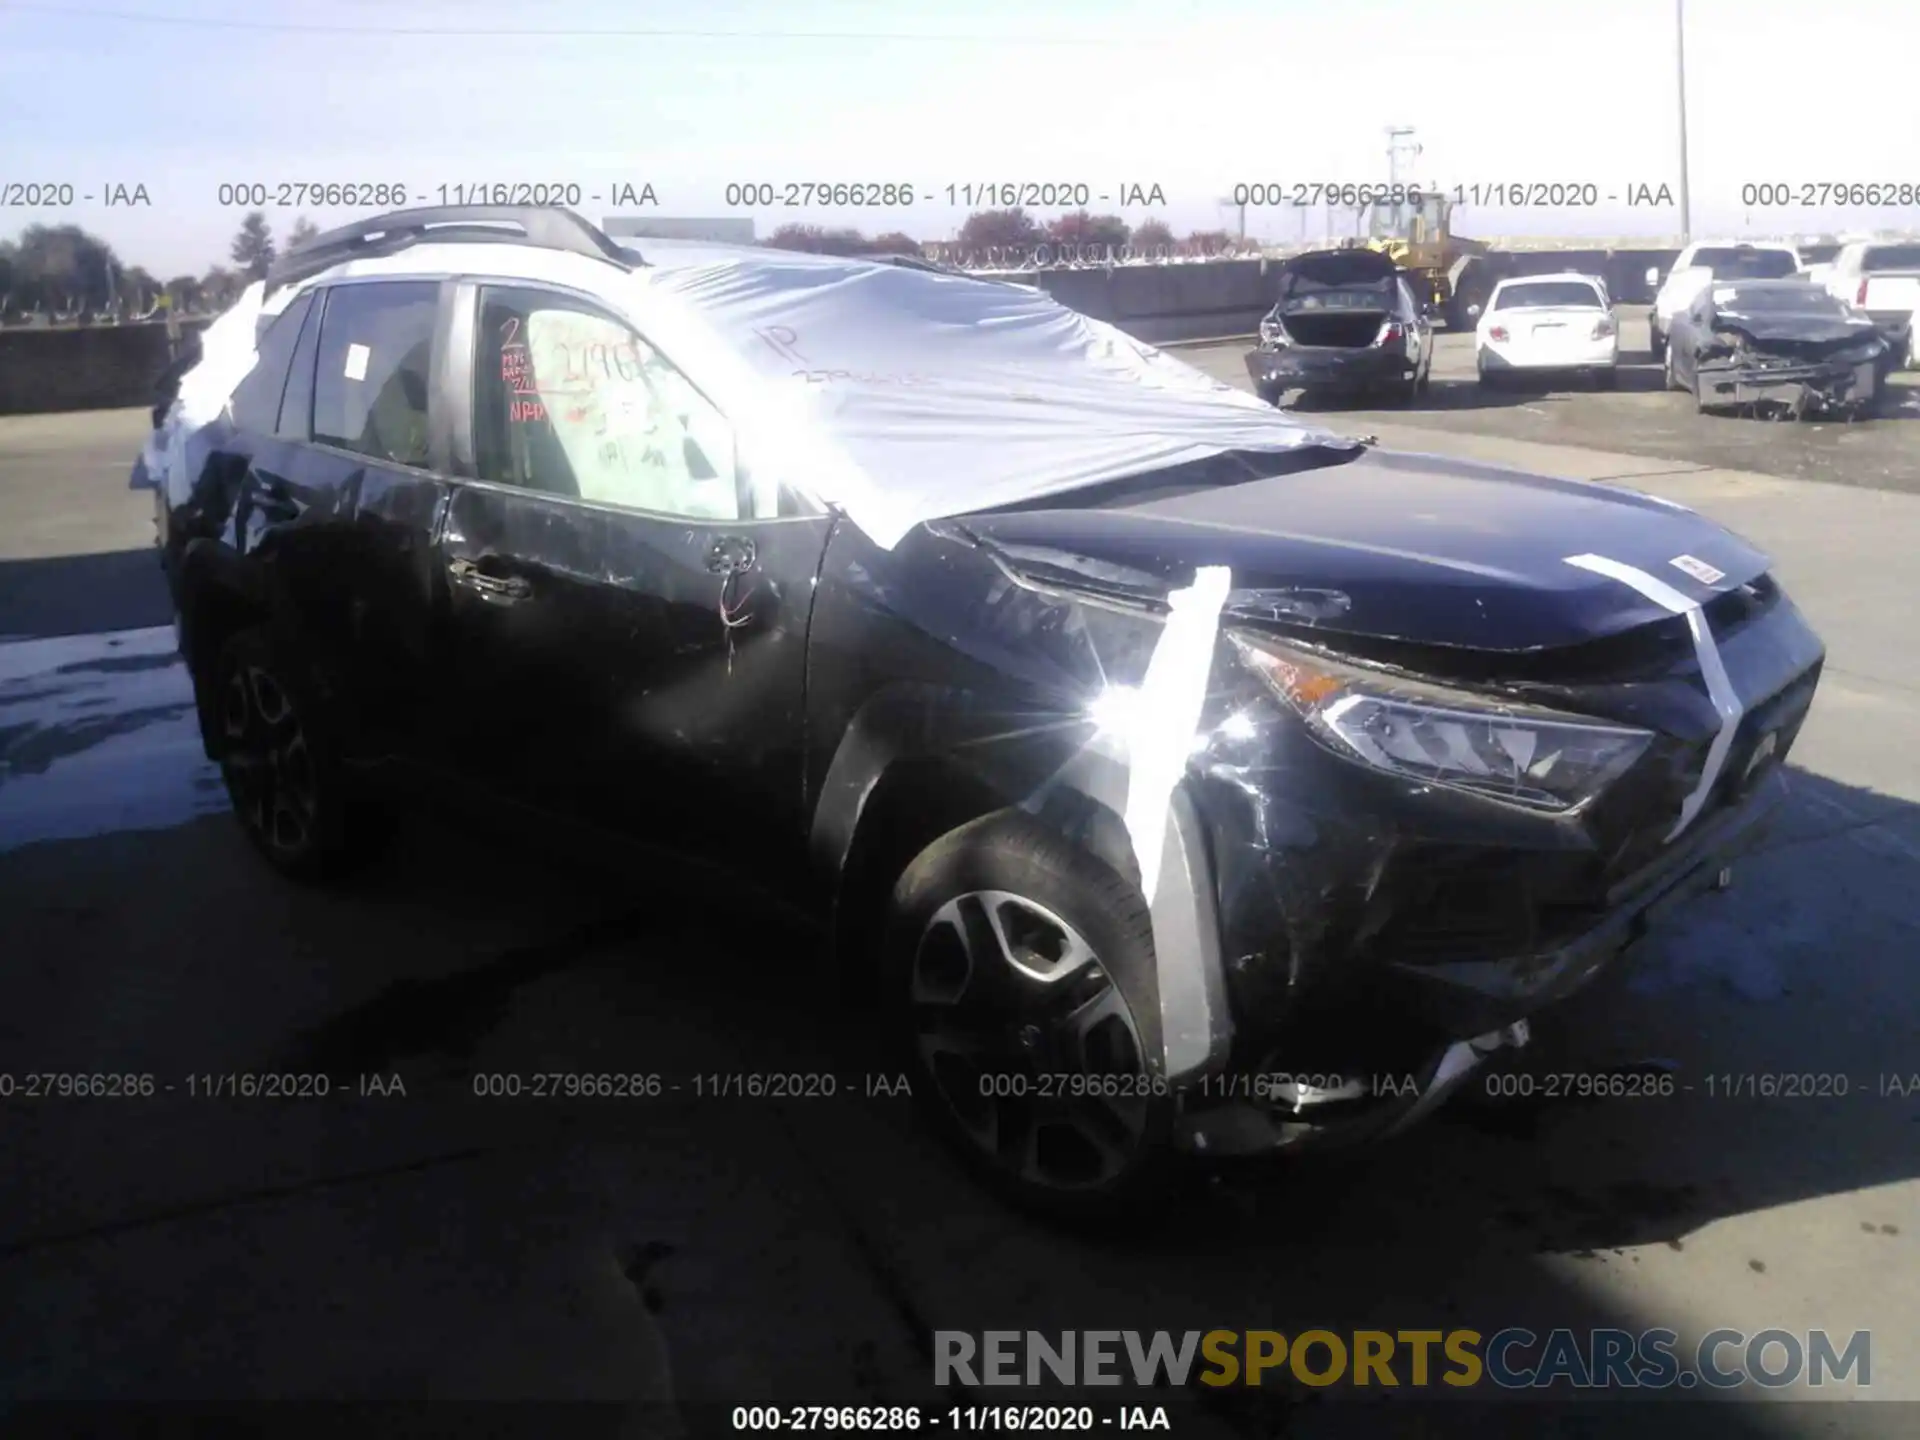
[{"x1": 1229, "y1": 632, "x2": 1653, "y2": 812}]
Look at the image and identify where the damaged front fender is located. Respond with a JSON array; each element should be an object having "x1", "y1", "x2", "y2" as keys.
[{"x1": 806, "y1": 520, "x2": 1249, "y2": 1085}]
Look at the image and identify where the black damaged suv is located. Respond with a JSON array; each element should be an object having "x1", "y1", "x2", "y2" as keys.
[{"x1": 147, "y1": 207, "x2": 1824, "y2": 1217}]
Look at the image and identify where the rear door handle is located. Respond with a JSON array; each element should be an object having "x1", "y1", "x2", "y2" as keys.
[
  {"x1": 447, "y1": 557, "x2": 533, "y2": 601},
  {"x1": 706, "y1": 535, "x2": 757, "y2": 575}
]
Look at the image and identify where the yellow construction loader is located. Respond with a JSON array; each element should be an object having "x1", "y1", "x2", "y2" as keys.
[{"x1": 1353, "y1": 190, "x2": 1498, "y2": 330}]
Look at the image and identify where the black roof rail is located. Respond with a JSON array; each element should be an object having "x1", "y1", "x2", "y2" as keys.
[{"x1": 264, "y1": 205, "x2": 636, "y2": 294}]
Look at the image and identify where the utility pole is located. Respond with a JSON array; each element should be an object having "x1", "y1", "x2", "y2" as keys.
[{"x1": 1675, "y1": 0, "x2": 1693, "y2": 242}]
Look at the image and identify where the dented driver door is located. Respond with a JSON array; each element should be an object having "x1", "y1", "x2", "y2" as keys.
[{"x1": 431, "y1": 280, "x2": 832, "y2": 888}]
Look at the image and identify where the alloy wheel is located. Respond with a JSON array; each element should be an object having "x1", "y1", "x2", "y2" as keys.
[
  {"x1": 909, "y1": 890, "x2": 1152, "y2": 1191},
  {"x1": 220, "y1": 663, "x2": 319, "y2": 856}
]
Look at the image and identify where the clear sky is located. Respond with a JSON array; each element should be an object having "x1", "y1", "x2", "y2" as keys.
[{"x1": 2, "y1": 0, "x2": 1916, "y2": 277}]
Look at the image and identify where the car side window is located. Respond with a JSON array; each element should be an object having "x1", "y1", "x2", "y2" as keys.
[
  {"x1": 227, "y1": 291, "x2": 314, "y2": 435},
  {"x1": 311, "y1": 280, "x2": 438, "y2": 468},
  {"x1": 472, "y1": 285, "x2": 751, "y2": 521}
]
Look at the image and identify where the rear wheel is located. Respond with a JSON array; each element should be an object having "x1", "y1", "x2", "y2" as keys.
[
  {"x1": 211, "y1": 626, "x2": 388, "y2": 883},
  {"x1": 881, "y1": 813, "x2": 1176, "y2": 1223}
]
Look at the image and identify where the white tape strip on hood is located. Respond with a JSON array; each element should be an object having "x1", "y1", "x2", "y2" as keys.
[
  {"x1": 1118, "y1": 565, "x2": 1233, "y2": 903},
  {"x1": 1564, "y1": 552, "x2": 1743, "y2": 842}
]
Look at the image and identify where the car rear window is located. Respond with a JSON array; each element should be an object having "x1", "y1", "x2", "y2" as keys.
[
  {"x1": 1691, "y1": 248, "x2": 1799, "y2": 279},
  {"x1": 1492, "y1": 281, "x2": 1604, "y2": 310},
  {"x1": 1862, "y1": 245, "x2": 1920, "y2": 270}
]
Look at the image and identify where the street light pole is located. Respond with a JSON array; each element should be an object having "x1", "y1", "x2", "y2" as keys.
[{"x1": 1676, "y1": 0, "x2": 1693, "y2": 243}]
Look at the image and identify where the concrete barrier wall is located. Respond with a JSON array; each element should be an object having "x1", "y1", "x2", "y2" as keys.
[
  {"x1": 978, "y1": 258, "x2": 1286, "y2": 345},
  {"x1": 0, "y1": 319, "x2": 211, "y2": 417}
]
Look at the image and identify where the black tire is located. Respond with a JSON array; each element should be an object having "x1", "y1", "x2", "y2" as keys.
[
  {"x1": 1382, "y1": 376, "x2": 1418, "y2": 405},
  {"x1": 1255, "y1": 380, "x2": 1284, "y2": 407},
  {"x1": 881, "y1": 812, "x2": 1177, "y2": 1223},
  {"x1": 1649, "y1": 326, "x2": 1667, "y2": 362},
  {"x1": 210, "y1": 626, "x2": 388, "y2": 883}
]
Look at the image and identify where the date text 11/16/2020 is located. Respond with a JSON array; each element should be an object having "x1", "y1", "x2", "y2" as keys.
[
  {"x1": 0, "y1": 1073, "x2": 406, "y2": 1100},
  {"x1": 718, "y1": 183, "x2": 1168, "y2": 210},
  {"x1": 210, "y1": 182, "x2": 660, "y2": 210}
]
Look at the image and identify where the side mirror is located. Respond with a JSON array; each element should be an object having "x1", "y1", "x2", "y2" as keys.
[{"x1": 1645, "y1": 266, "x2": 1662, "y2": 287}]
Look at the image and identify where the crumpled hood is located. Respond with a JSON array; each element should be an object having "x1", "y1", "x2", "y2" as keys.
[
  {"x1": 959, "y1": 448, "x2": 1770, "y2": 653},
  {"x1": 1713, "y1": 309, "x2": 1881, "y2": 347}
]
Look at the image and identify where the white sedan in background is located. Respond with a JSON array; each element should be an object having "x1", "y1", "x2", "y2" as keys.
[{"x1": 1473, "y1": 273, "x2": 1619, "y2": 388}]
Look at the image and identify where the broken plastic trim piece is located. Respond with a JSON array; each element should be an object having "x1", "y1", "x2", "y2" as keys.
[{"x1": 1563, "y1": 553, "x2": 1744, "y2": 841}]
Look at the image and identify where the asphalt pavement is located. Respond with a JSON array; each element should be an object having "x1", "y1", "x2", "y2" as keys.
[{"x1": 2, "y1": 360, "x2": 1918, "y2": 1438}]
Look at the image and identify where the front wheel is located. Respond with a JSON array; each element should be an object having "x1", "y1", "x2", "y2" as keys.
[{"x1": 881, "y1": 813, "x2": 1176, "y2": 1222}]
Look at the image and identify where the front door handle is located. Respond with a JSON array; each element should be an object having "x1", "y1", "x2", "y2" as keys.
[
  {"x1": 706, "y1": 535, "x2": 757, "y2": 575},
  {"x1": 447, "y1": 556, "x2": 533, "y2": 601}
]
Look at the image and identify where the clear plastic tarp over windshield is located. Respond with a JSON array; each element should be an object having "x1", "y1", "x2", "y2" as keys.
[{"x1": 628, "y1": 243, "x2": 1358, "y2": 549}]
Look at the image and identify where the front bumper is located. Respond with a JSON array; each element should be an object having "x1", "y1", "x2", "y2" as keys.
[
  {"x1": 1696, "y1": 355, "x2": 1879, "y2": 411},
  {"x1": 1171, "y1": 593, "x2": 1825, "y2": 1155},
  {"x1": 1245, "y1": 343, "x2": 1415, "y2": 392}
]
